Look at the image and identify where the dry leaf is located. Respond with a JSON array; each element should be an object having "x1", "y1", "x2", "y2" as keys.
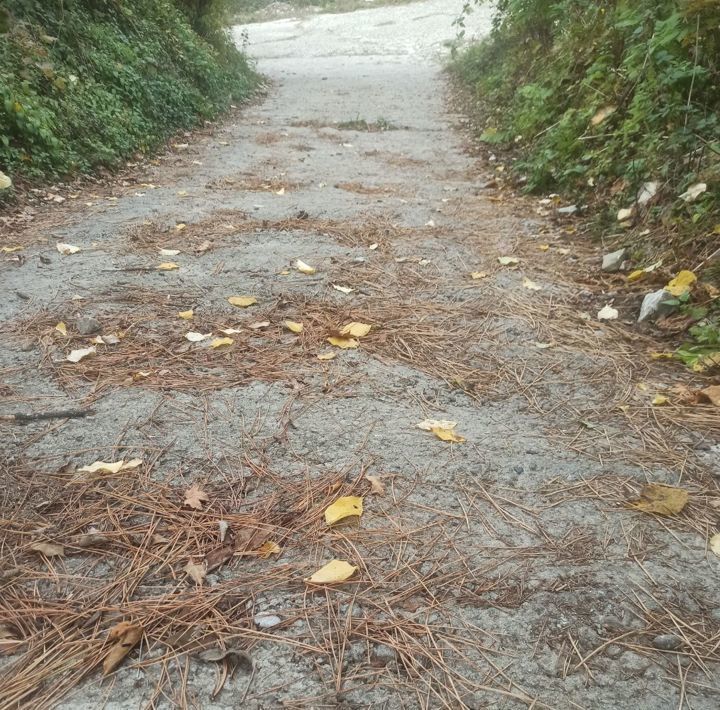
[
  {"x1": 651, "y1": 394, "x2": 669, "y2": 406},
  {"x1": 228, "y1": 296, "x2": 257, "y2": 308},
  {"x1": 710, "y1": 533, "x2": 720, "y2": 557},
  {"x1": 317, "y1": 351, "x2": 337, "y2": 361},
  {"x1": 160, "y1": 248, "x2": 181, "y2": 256},
  {"x1": 417, "y1": 419, "x2": 457, "y2": 431},
  {"x1": 366, "y1": 475, "x2": 385, "y2": 495},
  {"x1": 67, "y1": 346, "x2": 96, "y2": 363},
  {"x1": 328, "y1": 336, "x2": 359, "y2": 349},
  {"x1": 627, "y1": 270, "x2": 645, "y2": 283},
  {"x1": 700, "y1": 385, "x2": 720, "y2": 407},
  {"x1": 77, "y1": 459, "x2": 142, "y2": 476},
  {"x1": 628, "y1": 484, "x2": 688, "y2": 516},
  {"x1": 498, "y1": 256, "x2": 519, "y2": 266},
  {"x1": 534, "y1": 341, "x2": 555, "y2": 349},
  {"x1": 284, "y1": 320, "x2": 304, "y2": 333},
  {"x1": 248, "y1": 321, "x2": 270, "y2": 329},
  {"x1": 470, "y1": 271, "x2": 487, "y2": 280},
  {"x1": 30, "y1": 541, "x2": 65, "y2": 557},
  {"x1": 597, "y1": 305, "x2": 619, "y2": 321},
  {"x1": 665, "y1": 270, "x2": 697, "y2": 297},
  {"x1": 679, "y1": 182, "x2": 707, "y2": 203},
  {"x1": 178, "y1": 309, "x2": 194, "y2": 320},
  {"x1": 185, "y1": 331, "x2": 211, "y2": 342},
  {"x1": 175, "y1": 223, "x2": 186, "y2": 231},
  {"x1": 210, "y1": 337, "x2": 234, "y2": 348},
  {"x1": 431, "y1": 426, "x2": 466, "y2": 443},
  {"x1": 650, "y1": 352, "x2": 673, "y2": 360},
  {"x1": 184, "y1": 484, "x2": 209, "y2": 510},
  {"x1": 539, "y1": 244, "x2": 550, "y2": 251},
  {"x1": 204, "y1": 543, "x2": 235, "y2": 572},
  {"x1": 0, "y1": 171, "x2": 12, "y2": 190},
  {"x1": 340, "y1": 322, "x2": 371, "y2": 338},
  {"x1": 103, "y1": 622, "x2": 143, "y2": 675},
  {"x1": 257, "y1": 541, "x2": 281, "y2": 559},
  {"x1": 369, "y1": 243, "x2": 379, "y2": 251},
  {"x1": 523, "y1": 277, "x2": 542, "y2": 291},
  {"x1": 306, "y1": 559, "x2": 357, "y2": 584},
  {"x1": 325, "y1": 496, "x2": 364, "y2": 525},
  {"x1": 157, "y1": 262, "x2": 179, "y2": 271},
  {"x1": 220, "y1": 328, "x2": 241, "y2": 335},
  {"x1": 332, "y1": 284, "x2": 354, "y2": 294},
  {"x1": 591, "y1": 105, "x2": 616, "y2": 126},
  {"x1": 1, "y1": 245, "x2": 23, "y2": 253},
  {"x1": 184, "y1": 560, "x2": 207, "y2": 585},
  {"x1": 57, "y1": 242, "x2": 80, "y2": 255},
  {"x1": 55, "y1": 321, "x2": 67, "y2": 336},
  {"x1": 296, "y1": 259, "x2": 316, "y2": 274}
]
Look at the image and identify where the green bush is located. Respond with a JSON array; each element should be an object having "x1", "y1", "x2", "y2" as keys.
[
  {"x1": 451, "y1": 0, "x2": 720, "y2": 249},
  {"x1": 0, "y1": 0, "x2": 258, "y2": 181}
]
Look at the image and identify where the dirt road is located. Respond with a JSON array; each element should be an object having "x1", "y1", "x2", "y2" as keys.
[{"x1": 1, "y1": 1, "x2": 719, "y2": 708}]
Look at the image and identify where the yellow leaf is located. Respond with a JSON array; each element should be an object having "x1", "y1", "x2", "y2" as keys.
[
  {"x1": 57, "y1": 242, "x2": 80, "y2": 255},
  {"x1": 650, "y1": 352, "x2": 673, "y2": 360},
  {"x1": 366, "y1": 475, "x2": 385, "y2": 495},
  {"x1": 306, "y1": 559, "x2": 357, "y2": 584},
  {"x1": 590, "y1": 105, "x2": 616, "y2": 126},
  {"x1": 228, "y1": 296, "x2": 257, "y2": 308},
  {"x1": 317, "y1": 351, "x2": 337, "y2": 361},
  {"x1": 77, "y1": 459, "x2": 142, "y2": 475},
  {"x1": 665, "y1": 270, "x2": 697, "y2": 297},
  {"x1": 692, "y1": 352, "x2": 720, "y2": 373},
  {"x1": 340, "y1": 322, "x2": 371, "y2": 338},
  {"x1": 710, "y1": 533, "x2": 720, "y2": 557},
  {"x1": 175, "y1": 223, "x2": 186, "y2": 231},
  {"x1": 538, "y1": 244, "x2": 550, "y2": 251},
  {"x1": 332, "y1": 284, "x2": 354, "y2": 294},
  {"x1": 498, "y1": 256, "x2": 519, "y2": 266},
  {"x1": 0, "y1": 171, "x2": 12, "y2": 190},
  {"x1": 369, "y1": 243, "x2": 379, "y2": 251},
  {"x1": 157, "y1": 262, "x2": 179, "y2": 271},
  {"x1": 417, "y1": 419, "x2": 457, "y2": 431},
  {"x1": 296, "y1": 259, "x2": 316, "y2": 275},
  {"x1": 325, "y1": 496, "x2": 364, "y2": 525},
  {"x1": 210, "y1": 337, "x2": 234, "y2": 348},
  {"x1": 55, "y1": 321, "x2": 67, "y2": 336},
  {"x1": 257, "y1": 541, "x2": 281, "y2": 559},
  {"x1": 178, "y1": 309, "x2": 194, "y2": 320},
  {"x1": 523, "y1": 277, "x2": 542, "y2": 291},
  {"x1": 627, "y1": 270, "x2": 645, "y2": 283},
  {"x1": 220, "y1": 328, "x2": 242, "y2": 335},
  {"x1": 651, "y1": 394, "x2": 669, "y2": 406},
  {"x1": 431, "y1": 427, "x2": 465, "y2": 443},
  {"x1": 470, "y1": 271, "x2": 487, "y2": 280},
  {"x1": 628, "y1": 484, "x2": 688, "y2": 516},
  {"x1": 328, "y1": 336, "x2": 359, "y2": 349},
  {"x1": 249, "y1": 321, "x2": 270, "y2": 329},
  {"x1": 1, "y1": 245, "x2": 23, "y2": 253},
  {"x1": 285, "y1": 320, "x2": 304, "y2": 333}
]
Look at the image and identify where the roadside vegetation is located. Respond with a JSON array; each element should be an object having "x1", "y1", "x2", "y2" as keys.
[
  {"x1": 451, "y1": 0, "x2": 720, "y2": 369},
  {"x1": 0, "y1": 0, "x2": 258, "y2": 186}
]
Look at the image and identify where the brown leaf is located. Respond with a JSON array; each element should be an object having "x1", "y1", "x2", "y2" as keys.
[
  {"x1": 700, "y1": 385, "x2": 720, "y2": 407},
  {"x1": 366, "y1": 475, "x2": 385, "y2": 496},
  {"x1": 628, "y1": 484, "x2": 688, "y2": 516},
  {"x1": 204, "y1": 543, "x2": 235, "y2": 573},
  {"x1": 103, "y1": 622, "x2": 143, "y2": 674},
  {"x1": 184, "y1": 560, "x2": 207, "y2": 585},
  {"x1": 30, "y1": 541, "x2": 65, "y2": 557},
  {"x1": 184, "y1": 484, "x2": 209, "y2": 510}
]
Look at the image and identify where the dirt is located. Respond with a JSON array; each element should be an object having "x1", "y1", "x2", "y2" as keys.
[{"x1": 1, "y1": 1, "x2": 719, "y2": 708}]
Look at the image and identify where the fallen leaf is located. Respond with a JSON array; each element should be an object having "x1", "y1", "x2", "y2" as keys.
[
  {"x1": 679, "y1": 182, "x2": 707, "y2": 203},
  {"x1": 557, "y1": 248, "x2": 570, "y2": 255},
  {"x1": 185, "y1": 331, "x2": 211, "y2": 342},
  {"x1": 285, "y1": 320, "x2": 304, "y2": 334},
  {"x1": 57, "y1": 242, "x2": 80, "y2": 255},
  {"x1": 103, "y1": 622, "x2": 143, "y2": 675},
  {"x1": 650, "y1": 352, "x2": 673, "y2": 360},
  {"x1": 628, "y1": 484, "x2": 688, "y2": 516},
  {"x1": 178, "y1": 309, "x2": 194, "y2": 320},
  {"x1": 652, "y1": 394, "x2": 669, "y2": 406},
  {"x1": 160, "y1": 248, "x2": 181, "y2": 256},
  {"x1": 523, "y1": 277, "x2": 542, "y2": 291},
  {"x1": 254, "y1": 613, "x2": 281, "y2": 628},
  {"x1": 590, "y1": 105, "x2": 616, "y2": 126},
  {"x1": 332, "y1": 284, "x2": 354, "y2": 294},
  {"x1": 77, "y1": 459, "x2": 143, "y2": 475},
  {"x1": 210, "y1": 337, "x2": 234, "y2": 348},
  {"x1": 184, "y1": 484, "x2": 209, "y2": 510},
  {"x1": 157, "y1": 262, "x2": 180, "y2": 271},
  {"x1": 67, "y1": 346, "x2": 96, "y2": 363},
  {"x1": 55, "y1": 321, "x2": 67, "y2": 336},
  {"x1": 470, "y1": 271, "x2": 487, "y2": 280},
  {"x1": 175, "y1": 223, "x2": 186, "y2": 231},
  {"x1": 431, "y1": 427, "x2": 465, "y2": 443},
  {"x1": 417, "y1": 419, "x2": 457, "y2": 431},
  {"x1": 325, "y1": 496, "x2": 364, "y2": 525},
  {"x1": 627, "y1": 270, "x2": 645, "y2": 283},
  {"x1": 1, "y1": 245, "x2": 23, "y2": 253},
  {"x1": 317, "y1": 351, "x2": 337, "y2": 361},
  {"x1": 700, "y1": 385, "x2": 720, "y2": 407},
  {"x1": 184, "y1": 560, "x2": 207, "y2": 585},
  {"x1": 306, "y1": 559, "x2": 357, "y2": 584},
  {"x1": 204, "y1": 543, "x2": 235, "y2": 572},
  {"x1": 534, "y1": 341, "x2": 555, "y2": 349},
  {"x1": 617, "y1": 207, "x2": 634, "y2": 222},
  {"x1": 340, "y1": 322, "x2": 371, "y2": 338},
  {"x1": 196, "y1": 646, "x2": 253, "y2": 672},
  {"x1": 328, "y1": 336, "x2": 359, "y2": 349},
  {"x1": 0, "y1": 171, "x2": 12, "y2": 190},
  {"x1": 220, "y1": 328, "x2": 241, "y2": 335},
  {"x1": 710, "y1": 533, "x2": 720, "y2": 557},
  {"x1": 538, "y1": 244, "x2": 550, "y2": 251},
  {"x1": 248, "y1": 321, "x2": 270, "y2": 329},
  {"x1": 665, "y1": 270, "x2": 697, "y2": 297},
  {"x1": 228, "y1": 296, "x2": 257, "y2": 308},
  {"x1": 597, "y1": 305, "x2": 619, "y2": 321},
  {"x1": 296, "y1": 259, "x2": 316, "y2": 275},
  {"x1": 366, "y1": 475, "x2": 385, "y2": 495},
  {"x1": 30, "y1": 541, "x2": 64, "y2": 557},
  {"x1": 369, "y1": 243, "x2": 379, "y2": 251},
  {"x1": 498, "y1": 256, "x2": 519, "y2": 266},
  {"x1": 257, "y1": 541, "x2": 281, "y2": 559}
]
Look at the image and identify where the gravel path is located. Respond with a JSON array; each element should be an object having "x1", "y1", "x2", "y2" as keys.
[{"x1": 1, "y1": 2, "x2": 719, "y2": 708}]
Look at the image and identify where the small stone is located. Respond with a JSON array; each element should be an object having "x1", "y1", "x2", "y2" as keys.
[
  {"x1": 605, "y1": 644, "x2": 623, "y2": 659},
  {"x1": 638, "y1": 289, "x2": 676, "y2": 322},
  {"x1": 601, "y1": 248, "x2": 627, "y2": 273},
  {"x1": 254, "y1": 613, "x2": 282, "y2": 629},
  {"x1": 620, "y1": 651, "x2": 651, "y2": 674},
  {"x1": 76, "y1": 316, "x2": 102, "y2": 335},
  {"x1": 371, "y1": 644, "x2": 396, "y2": 666},
  {"x1": 652, "y1": 633, "x2": 682, "y2": 651},
  {"x1": 513, "y1": 465, "x2": 524, "y2": 474}
]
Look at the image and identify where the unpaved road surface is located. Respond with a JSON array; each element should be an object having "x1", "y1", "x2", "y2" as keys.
[{"x1": 1, "y1": 1, "x2": 719, "y2": 708}]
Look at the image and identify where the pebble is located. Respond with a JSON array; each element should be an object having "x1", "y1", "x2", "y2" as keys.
[
  {"x1": 513, "y1": 465, "x2": 524, "y2": 474},
  {"x1": 76, "y1": 316, "x2": 102, "y2": 335},
  {"x1": 371, "y1": 644, "x2": 397, "y2": 666},
  {"x1": 254, "y1": 613, "x2": 282, "y2": 629},
  {"x1": 652, "y1": 633, "x2": 682, "y2": 651}
]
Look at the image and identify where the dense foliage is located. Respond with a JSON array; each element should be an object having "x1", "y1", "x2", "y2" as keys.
[
  {"x1": 0, "y1": 0, "x2": 257, "y2": 181},
  {"x1": 452, "y1": 0, "x2": 720, "y2": 256}
]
